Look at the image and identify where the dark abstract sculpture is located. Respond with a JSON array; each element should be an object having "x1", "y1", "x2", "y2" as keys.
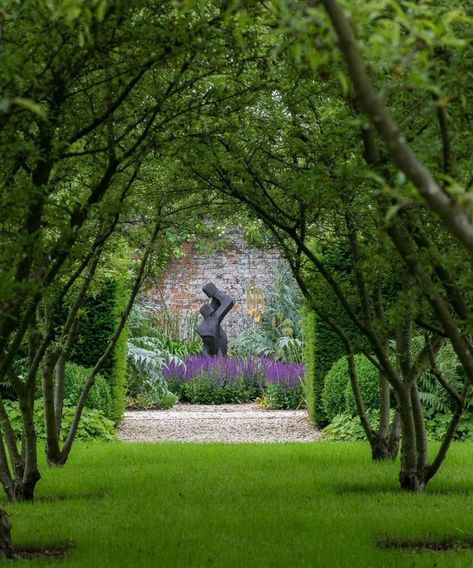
[{"x1": 197, "y1": 282, "x2": 234, "y2": 357}]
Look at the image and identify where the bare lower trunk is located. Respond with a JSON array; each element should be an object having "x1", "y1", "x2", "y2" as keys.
[
  {"x1": 370, "y1": 436, "x2": 392, "y2": 461},
  {"x1": 371, "y1": 375, "x2": 399, "y2": 461},
  {"x1": 398, "y1": 387, "x2": 427, "y2": 492},
  {"x1": 54, "y1": 353, "x2": 66, "y2": 436},
  {"x1": 14, "y1": 469, "x2": 41, "y2": 501},
  {"x1": 43, "y1": 351, "x2": 61, "y2": 466},
  {"x1": 399, "y1": 469, "x2": 426, "y2": 492},
  {"x1": 370, "y1": 431, "x2": 399, "y2": 461},
  {"x1": 0, "y1": 508, "x2": 14, "y2": 559},
  {"x1": 0, "y1": 434, "x2": 14, "y2": 502},
  {"x1": 378, "y1": 373, "x2": 390, "y2": 438},
  {"x1": 16, "y1": 397, "x2": 40, "y2": 501}
]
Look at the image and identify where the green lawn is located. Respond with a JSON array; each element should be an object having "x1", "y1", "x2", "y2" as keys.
[{"x1": 3, "y1": 441, "x2": 473, "y2": 567}]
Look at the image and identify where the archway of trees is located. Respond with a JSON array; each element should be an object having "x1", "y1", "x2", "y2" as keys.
[{"x1": 1, "y1": 0, "x2": 472, "y2": 557}]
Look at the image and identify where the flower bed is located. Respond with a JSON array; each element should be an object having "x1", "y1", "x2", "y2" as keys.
[{"x1": 163, "y1": 355, "x2": 305, "y2": 408}]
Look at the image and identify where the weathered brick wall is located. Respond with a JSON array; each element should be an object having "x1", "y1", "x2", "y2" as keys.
[{"x1": 145, "y1": 227, "x2": 286, "y2": 340}]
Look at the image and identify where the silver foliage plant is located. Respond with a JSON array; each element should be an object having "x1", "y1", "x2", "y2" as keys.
[
  {"x1": 127, "y1": 304, "x2": 184, "y2": 408},
  {"x1": 230, "y1": 263, "x2": 304, "y2": 363}
]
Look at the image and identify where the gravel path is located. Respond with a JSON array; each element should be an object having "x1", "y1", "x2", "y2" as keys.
[{"x1": 117, "y1": 403, "x2": 321, "y2": 443}]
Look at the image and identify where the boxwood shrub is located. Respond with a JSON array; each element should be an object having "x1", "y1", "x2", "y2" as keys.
[
  {"x1": 64, "y1": 362, "x2": 112, "y2": 419},
  {"x1": 322, "y1": 354, "x2": 379, "y2": 421}
]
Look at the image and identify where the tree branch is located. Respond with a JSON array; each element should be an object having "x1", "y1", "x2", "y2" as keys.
[{"x1": 320, "y1": 0, "x2": 473, "y2": 255}]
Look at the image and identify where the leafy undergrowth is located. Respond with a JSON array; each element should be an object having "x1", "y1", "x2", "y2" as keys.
[{"x1": 2, "y1": 443, "x2": 473, "y2": 567}]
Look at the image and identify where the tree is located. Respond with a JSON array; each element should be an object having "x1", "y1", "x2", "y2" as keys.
[
  {"x1": 0, "y1": 0, "x2": 272, "y2": 555},
  {"x1": 0, "y1": 6, "x2": 471, "y2": 561},
  {"x1": 319, "y1": 0, "x2": 473, "y2": 254},
  {"x1": 172, "y1": 27, "x2": 473, "y2": 490},
  {"x1": 310, "y1": 0, "x2": 473, "y2": 489}
]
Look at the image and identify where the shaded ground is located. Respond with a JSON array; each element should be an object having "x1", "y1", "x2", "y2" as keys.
[{"x1": 117, "y1": 403, "x2": 321, "y2": 442}]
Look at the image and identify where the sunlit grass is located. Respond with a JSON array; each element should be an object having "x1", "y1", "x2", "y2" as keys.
[{"x1": 2, "y1": 442, "x2": 473, "y2": 566}]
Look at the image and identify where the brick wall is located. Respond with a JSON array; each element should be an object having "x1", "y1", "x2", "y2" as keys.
[{"x1": 145, "y1": 227, "x2": 287, "y2": 340}]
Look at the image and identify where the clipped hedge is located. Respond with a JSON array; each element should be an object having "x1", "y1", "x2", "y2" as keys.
[
  {"x1": 314, "y1": 317, "x2": 346, "y2": 399},
  {"x1": 306, "y1": 311, "x2": 370, "y2": 426},
  {"x1": 110, "y1": 277, "x2": 129, "y2": 423},
  {"x1": 302, "y1": 240, "x2": 369, "y2": 426},
  {"x1": 301, "y1": 308, "x2": 321, "y2": 425},
  {"x1": 323, "y1": 354, "x2": 379, "y2": 421},
  {"x1": 71, "y1": 280, "x2": 117, "y2": 371},
  {"x1": 301, "y1": 312, "x2": 347, "y2": 427},
  {"x1": 71, "y1": 278, "x2": 129, "y2": 424}
]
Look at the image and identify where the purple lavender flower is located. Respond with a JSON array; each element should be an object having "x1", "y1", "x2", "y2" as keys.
[{"x1": 163, "y1": 355, "x2": 305, "y2": 390}]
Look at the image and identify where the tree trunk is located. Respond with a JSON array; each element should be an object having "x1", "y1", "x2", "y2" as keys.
[
  {"x1": 0, "y1": 508, "x2": 14, "y2": 559},
  {"x1": 54, "y1": 352, "x2": 66, "y2": 437},
  {"x1": 397, "y1": 386, "x2": 426, "y2": 492},
  {"x1": 0, "y1": 434, "x2": 15, "y2": 502},
  {"x1": 387, "y1": 411, "x2": 401, "y2": 458},
  {"x1": 43, "y1": 350, "x2": 62, "y2": 466},
  {"x1": 399, "y1": 469, "x2": 426, "y2": 492},
  {"x1": 14, "y1": 469, "x2": 41, "y2": 501},
  {"x1": 370, "y1": 374, "x2": 399, "y2": 461},
  {"x1": 370, "y1": 436, "x2": 391, "y2": 461},
  {"x1": 16, "y1": 397, "x2": 40, "y2": 501},
  {"x1": 370, "y1": 433, "x2": 399, "y2": 461}
]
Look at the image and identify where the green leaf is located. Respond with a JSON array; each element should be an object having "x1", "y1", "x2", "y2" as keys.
[
  {"x1": 12, "y1": 98, "x2": 47, "y2": 120},
  {"x1": 337, "y1": 70, "x2": 350, "y2": 96},
  {"x1": 97, "y1": 0, "x2": 107, "y2": 22},
  {"x1": 385, "y1": 204, "x2": 401, "y2": 223}
]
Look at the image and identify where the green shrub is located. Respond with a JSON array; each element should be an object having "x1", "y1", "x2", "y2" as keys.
[
  {"x1": 323, "y1": 410, "x2": 473, "y2": 442},
  {"x1": 322, "y1": 358, "x2": 349, "y2": 421},
  {"x1": 425, "y1": 412, "x2": 473, "y2": 442},
  {"x1": 180, "y1": 375, "x2": 258, "y2": 405},
  {"x1": 313, "y1": 317, "x2": 345, "y2": 406},
  {"x1": 64, "y1": 362, "x2": 112, "y2": 418},
  {"x1": 322, "y1": 412, "x2": 369, "y2": 441},
  {"x1": 4, "y1": 400, "x2": 115, "y2": 442},
  {"x1": 127, "y1": 389, "x2": 179, "y2": 410},
  {"x1": 343, "y1": 357, "x2": 379, "y2": 417},
  {"x1": 302, "y1": 308, "x2": 321, "y2": 424},
  {"x1": 159, "y1": 392, "x2": 179, "y2": 409},
  {"x1": 322, "y1": 410, "x2": 390, "y2": 441},
  {"x1": 323, "y1": 354, "x2": 379, "y2": 421},
  {"x1": 71, "y1": 280, "x2": 117, "y2": 371},
  {"x1": 71, "y1": 278, "x2": 129, "y2": 424},
  {"x1": 417, "y1": 340, "x2": 471, "y2": 416},
  {"x1": 110, "y1": 277, "x2": 129, "y2": 423},
  {"x1": 61, "y1": 407, "x2": 115, "y2": 441},
  {"x1": 259, "y1": 384, "x2": 304, "y2": 410},
  {"x1": 180, "y1": 376, "x2": 216, "y2": 404}
]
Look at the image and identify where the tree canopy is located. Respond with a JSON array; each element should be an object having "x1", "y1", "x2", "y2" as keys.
[{"x1": 1, "y1": 0, "x2": 473, "y2": 557}]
